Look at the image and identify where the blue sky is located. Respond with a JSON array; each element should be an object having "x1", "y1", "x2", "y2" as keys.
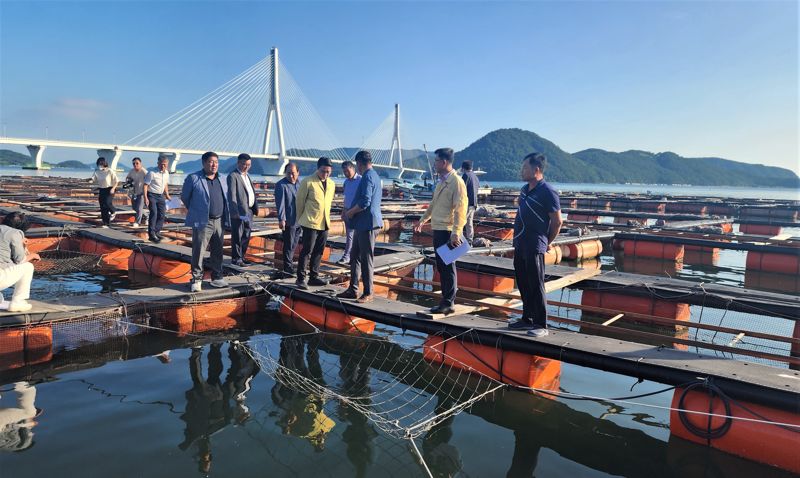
[{"x1": 1, "y1": 0, "x2": 797, "y2": 172}]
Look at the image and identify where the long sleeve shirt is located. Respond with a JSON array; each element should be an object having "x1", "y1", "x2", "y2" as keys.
[
  {"x1": 461, "y1": 170, "x2": 480, "y2": 207},
  {"x1": 0, "y1": 225, "x2": 26, "y2": 267},
  {"x1": 274, "y1": 177, "x2": 299, "y2": 226},
  {"x1": 91, "y1": 168, "x2": 118, "y2": 188},
  {"x1": 350, "y1": 168, "x2": 383, "y2": 231},
  {"x1": 420, "y1": 170, "x2": 468, "y2": 235}
]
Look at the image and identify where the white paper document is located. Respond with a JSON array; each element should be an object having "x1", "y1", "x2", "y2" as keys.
[
  {"x1": 166, "y1": 198, "x2": 183, "y2": 210},
  {"x1": 435, "y1": 238, "x2": 471, "y2": 265}
]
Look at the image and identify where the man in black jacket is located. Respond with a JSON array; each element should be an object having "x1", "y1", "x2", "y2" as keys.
[
  {"x1": 460, "y1": 160, "x2": 480, "y2": 245},
  {"x1": 227, "y1": 154, "x2": 259, "y2": 266}
]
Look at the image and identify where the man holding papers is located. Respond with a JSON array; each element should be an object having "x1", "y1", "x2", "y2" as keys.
[{"x1": 414, "y1": 148, "x2": 468, "y2": 315}]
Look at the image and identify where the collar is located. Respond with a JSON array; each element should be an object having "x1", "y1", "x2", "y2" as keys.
[
  {"x1": 204, "y1": 172, "x2": 218, "y2": 180},
  {"x1": 439, "y1": 169, "x2": 454, "y2": 182}
]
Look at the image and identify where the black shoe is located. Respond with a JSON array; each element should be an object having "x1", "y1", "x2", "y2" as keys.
[
  {"x1": 308, "y1": 277, "x2": 327, "y2": 287},
  {"x1": 429, "y1": 305, "x2": 456, "y2": 315},
  {"x1": 149, "y1": 236, "x2": 161, "y2": 243},
  {"x1": 241, "y1": 259, "x2": 253, "y2": 266},
  {"x1": 336, "y1": 289, "x2": 358, "y2": 299},
  {"x1": 508, "y1": 319, "x2": 535, "y2": 330},
  {"x1": 295, "y1": 280, "x2": 308, "y2": 290}
]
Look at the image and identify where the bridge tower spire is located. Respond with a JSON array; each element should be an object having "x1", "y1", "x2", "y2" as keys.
[
  {"x1": 263, "y1": 47, "x2": 288, "y2": 174},
  {"x1": 387, "y1": 103, "x2": 405, "y2": 178}
]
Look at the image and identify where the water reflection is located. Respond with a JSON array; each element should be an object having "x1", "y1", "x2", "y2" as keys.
[
  {"x1": 179, "y1": 342, "x2": 259, "y2": 473},
  {"x1": 0, "y1": 382, "x2": 40, "y2": 452}
]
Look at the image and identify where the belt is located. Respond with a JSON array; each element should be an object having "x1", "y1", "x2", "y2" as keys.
[{"x1": 209, "y1": 215, "x2": 222, "y2": 220}]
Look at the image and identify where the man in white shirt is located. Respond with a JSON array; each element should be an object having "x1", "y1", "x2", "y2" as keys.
[
  {"x1": 125, "y1": 157, "x2": 147, "y2": 227},
  {"x1": 227, "y1": 154, "x2": 259, "y2": 266},
  {"x1": 144, "y1": 155, "x2": 171, "y2": 243}
]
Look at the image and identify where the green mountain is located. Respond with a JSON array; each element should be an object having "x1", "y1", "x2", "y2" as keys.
[
  {"x1": 0, "y1": 149, "x2": 47, "y2": 167},
  {"x1": 454, "y1": 129, "x2": 799, "y2": 187},
  {"x1": 53, "y1": 160, "x2": 91, "y2": 169}
]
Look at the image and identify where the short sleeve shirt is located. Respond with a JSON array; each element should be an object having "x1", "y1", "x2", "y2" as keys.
[{"x1": 513, "y1": 180, "x2": 560, "y2": 255}]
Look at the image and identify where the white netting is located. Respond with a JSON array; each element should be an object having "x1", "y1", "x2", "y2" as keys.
[{"x1": 240, "y1": 331, "x2": 505, "y2": 441}]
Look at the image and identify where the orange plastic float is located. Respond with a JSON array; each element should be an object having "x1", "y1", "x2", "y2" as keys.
[
  {"x1": 79, "y1": 239, "x2": 133, "y2": 270},
  {"x1": 423, "y1": 335, "x2": 562, "y2": 391},
  {"x1": 162, "y1": 295, "x2": 265, "y2": 334},
  {"x1": 624, "y1": 240, "x2": 684, "y2": 261},
  {"x1": 670, "y1": 385, "x2": 800, "y2": 474},
  {"x1": 739, "y1": 224, "x2": 782, "y2": 236},
  {"x1": 562, "y1": 239, "x2": 603, "y2": 261},
  {"x1": 279, "y1": 295, "x2": 375, "y2": 334},
  {"x1": 25, "y1": 236, "x2": 68, "y2": 253},
  {"x1": 581, "y1": 290, "x2": 690, "y2": 324},
  {"x1": 683, "y1": 248, "x2": 720, "y2": 266},
  {"x1": 474, "y1": 224, "x2": 515, "y2": 240},
  {"x1": 744, "y1": 270, "x2": 800, "y2": 295},
  {"x1": 434, "y1": 268, "x2": 515, "y2": 293},
  {"x1": 0, "y1": 325, "x2": 53, "y2": 371},
  {"x1": 128, "y1": 252, "x2": 191, "y2": 282},
  {"x1": 745, "y1": 251, "x2": 800, "y2": 275}
]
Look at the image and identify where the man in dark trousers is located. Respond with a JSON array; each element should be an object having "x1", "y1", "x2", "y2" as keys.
[
  {"x1": 460, "y1": 160, "x2": 480, "y2": 245},
  {"x1": 272, "y1": 163, "x2": 300, "y2": 279},
  {"x1": 337, "y1": 150, "x2": 382, "y2": 303},
  {"x1": 508, "y1": 152, "x2": 563, "y2": 337},
  {"x1": 181, "y1": 151, "x2": 230, "y2": 293},
  {"x1": 413, "y1": 148, "x2": 468, "y2": 315},
  {"x1": 227, "y1": 154, "x2": 259, "y2": 266}
]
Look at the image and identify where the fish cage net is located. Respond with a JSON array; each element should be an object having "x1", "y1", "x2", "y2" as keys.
[
  {"x1": 34, "y1": 250, "x2": 101, "y2": 275},
  {"x1": 241, "y1": 331, "x2": 505, "y2": 441}
]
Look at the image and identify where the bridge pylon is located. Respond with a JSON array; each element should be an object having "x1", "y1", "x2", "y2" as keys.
[
  {"x1": 26, "y1": 145, "x2": 46, "y2": 169},
  {"x1": 385, "y1": 103, "x2": 405, "y2": 179},
  {"x1": 97, "y1": 147, "x2": 123, "y2": 171},
  {"x1": 261, "y1": 47, "x2": 288, "y2": 176}
]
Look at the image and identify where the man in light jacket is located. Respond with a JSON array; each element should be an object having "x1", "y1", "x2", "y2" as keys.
[
  {"x1": 414, "y1": 148, "x2": 468, "y2": 315},
  {"x1": 227, "y1": 154, "x2": 259, "y2": 266},
  {"x1": 294, "y1": 157, "x2": 335, "y2": 289},
  {"x1": 181, "y1": 151, "x2": 230, "y2": 292}
]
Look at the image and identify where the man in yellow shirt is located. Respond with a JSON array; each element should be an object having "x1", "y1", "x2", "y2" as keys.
[
  {"x1": 414, "y1": 148, "x2": 468, "y2": 314},
  {"x1": 295, "y1": 157, "x2": 335, "y2": 289}
]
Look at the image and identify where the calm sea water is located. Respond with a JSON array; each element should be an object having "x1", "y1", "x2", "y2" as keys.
[{"x1": 1, "y1": 167, "x2": 797, "y2": 477}]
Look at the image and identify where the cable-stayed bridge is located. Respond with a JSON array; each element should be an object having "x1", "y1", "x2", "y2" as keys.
[{"x1": 0, "y1": 48, "x2": 423, "y2": 178}]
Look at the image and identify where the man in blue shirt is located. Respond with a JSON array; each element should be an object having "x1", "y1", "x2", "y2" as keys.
[
  {"x1": 337, "y1": 151, "x2": 382, "y2": 303},
  {"x1": 272, "y1": 163, "x2": 300, "y2": 279},
  {"x1": 338, "y1": 160, "x2": 361, "y2": 265},
  {"x1": 181, "y1": 151, "x2": 231, "y2": 293},
  {"x1": 460, "y1": 160, "x2": 480, "y2": 245},
  {"x1": 508, "y1": 153, "x2": 563, "y2": 337}
]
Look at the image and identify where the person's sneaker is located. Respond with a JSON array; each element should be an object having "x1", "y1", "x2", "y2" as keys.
[
  {"x1": 508, "y1": 319, "x2": 535, "y2": 330},
  {"x1": 336, "y1": 289, "x2": 358, "y2": 299},
  {"x1": 109, "y1": 212, "x2": 117, "y2": 222},
  {"x1": 356, "y1": 294, "x2": 374, "y2": 304},
  {"x1": 190, "y1": 281, "x2": 202, "y2": 293},
  {"x1": 527, "y1": 328, "x2": 549, "y2": 338},
  {"x1": 7, "y1": 301, "x2": 33, "y2": 312},
  {"x1": 308, "y1": 277, "x2": 327, "y2": 287},
  {"x1": 131, "y1": 222, "x2": 139, "y2": 228},
  {"x1": 336, "y1": 258, "x2": 350, "y2": 266},
  {"x1": 232, "y1": 260, "x2": 246, "y2": 267},
  {"x1": 210, "y1": 278, "x2": 229, "y2": 288},
  {"x1": 295, "y1": 280, "x2": 308, "y2": 290},
  {"x1": 101, "y1": 225, "x2": 109, "y2": 229}
]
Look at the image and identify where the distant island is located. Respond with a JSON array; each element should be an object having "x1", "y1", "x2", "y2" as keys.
[{"x1": 3, "y1": 128, "x2": 797, "y2": 187}]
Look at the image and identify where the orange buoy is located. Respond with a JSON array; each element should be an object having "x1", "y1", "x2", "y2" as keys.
[
  {"x1": 79, "y1": 239, "x2": 133, "y2": 270},
  {"x1": 745, "y1": 251, "x2": 800, "y2": 275},
  {"x1": 624, "y1": 240, "x2": 684, "y2": 261},
  {"x1": 423, "y1": 335, "x2": 561, "y2": 391},
  {"x1": 744, "y1": 270, "x2": 800, "y2": 295},
  {"x1": 128, "y1": 252, "x2": 191, "y2": 282},
  {"x1": 739, "y1": 224, "x2": 782, "y2": 236},
  {"x1": 544, "y1": 245, "x2": 562, "y2": 265},
  {"x1": 25, "y1": 236, "x2": 67, "y2": 253},
  {"x1": 162, "y1": 295, "x2": 265, "y2": 334},
  {"x1": 279, "y1": 295, "x2": 375, "y2": 334},
  {"x1": 563, "y1": 239, "x2": 603, "y2": 261},
  {"x1": 434, "y1": 268, "x2": 515, "y2": 293},
  {"x1": 670, "y1": 385, "x2": 800, "y2": 474},
  {"x1": 474, "y1": 224, "x2": 514, "y2": 240},
  {"x1": 719, "y1": 223, "x2": 734, "y2": 234},
  {"x1": 0, "y1": 325, "x2": 53, "y2": 371},
  {"x1": 683, "y1": 248, "x2": 720, "y2": 266},
  {"x1": 581, "y1": 290, "x2": 690, "y2": 324}
]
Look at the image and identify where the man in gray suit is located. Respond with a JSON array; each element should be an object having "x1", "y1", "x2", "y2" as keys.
[{"x1": 227, "y1": 154, "x2": 260, "y2": 266}]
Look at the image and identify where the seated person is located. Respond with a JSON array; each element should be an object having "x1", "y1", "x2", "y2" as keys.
[{"x1": 0, "y1": 212, "x2": 40, "y2": 312}]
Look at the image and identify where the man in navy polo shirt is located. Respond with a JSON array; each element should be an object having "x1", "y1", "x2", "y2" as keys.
[
  {"x1": 337, "y1": 150, "x2": 382, "y2": 303},
  {"x1": 508, "y1": 153, "x2": 563, "y2": 337}
]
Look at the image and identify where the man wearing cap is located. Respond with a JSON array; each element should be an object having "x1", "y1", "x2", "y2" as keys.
[
  {"x1": 272, "y1": 163, "x2": 301, "y2": 279},
  {"x1": 294, "y1": 157, "x2": 335, "y2": 289},
  {"x1": 227, "y1": 153, "x2": 259, "y2": 266},
  {"x1": 181, "y1": 151, "x2": 230, "y2": 293},
  {"x1": 413, "y1": 148, "x2": 468, "y2": 315},
  {"x1": 144, "y1": 155, "x2": 171, "y2": 243},
  {"x1": 337, "y1": 151, "x2": 382, "y2": 303}
]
